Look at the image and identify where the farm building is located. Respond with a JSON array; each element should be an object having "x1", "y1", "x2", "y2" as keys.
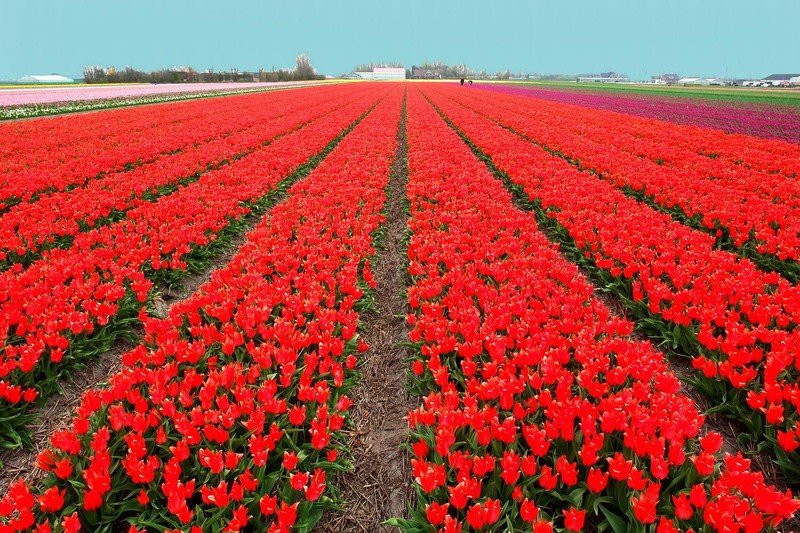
[
  {"x1": 678, "y1": 77, "x2": 717, "y2": 86},
  {"x1": 349, "y1": 67, "x2": 406, "y2": 80},
  {"x1": 759, "y1": 74, "x2": 800, "y2": 86},
  {"x1": 651, "y1": 73, "x2": 680, "y2": 84},
  {"x1": 18, "y1": 74, "x2": 74, "y2": 83},
  {"x1": 411, "y1": 66, "x2": 444, "y2": 79}
]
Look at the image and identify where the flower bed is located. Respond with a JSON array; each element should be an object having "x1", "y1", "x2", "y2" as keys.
[
  {"x1": 479, "y1": 84, "x2": 800, "y2": 144},
  {"x1": 440, "y1": 86, "x2": 800, "y2": 272},
  {"x1": 0, "y1": 85, "x2": 369, "y2": 267},
  {"x1": 0, "y1": 86, "x2": 403, "y2": 532},
  {"x1": 421, "y1": 84, "x2": 800, "y2": 478},
  {"x1": 0, "y1": 86, "x2": 388, "y2": 448},
  {"x1": 394, "y1": 86, "x2": 798, "y2": 532}
]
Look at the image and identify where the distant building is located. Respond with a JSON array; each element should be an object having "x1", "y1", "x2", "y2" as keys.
[
  {"x1": 743, "y1": 74, "x2": 800, "y2": 87},
  {"x1": 373, "y1": 67, "x2": 405, "y2": 80},
  {"x1": 348, "y1": 67, "x2": 405, "y2": 80},
  {"x1": 678, "y1": 77, "x2": 713, "y2": 86},
  {"x1": 18, "y1": 74, "x2": 74, "y2": 83},
  {"x1": 761, "y1": 74, "x2": 800, "y2": 86},
  {"x1": 577, "y1": 72, "x2": 630, "y2": 83},
  {"x1": 651, "y1": 73, "x2": 680, "y2": 85},
  {"x1": 411, "y1": 66, "x2": 444, "y2": 79}
]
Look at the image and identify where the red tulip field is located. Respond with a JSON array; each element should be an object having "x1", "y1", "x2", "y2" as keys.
[{"x1": 1, "y1": 81, "x2": 800, "y2": 532}]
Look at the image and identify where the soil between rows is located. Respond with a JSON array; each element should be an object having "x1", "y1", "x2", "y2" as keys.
[{"x1": 317, "y1": 97, "x2": 415, "y2": 532}]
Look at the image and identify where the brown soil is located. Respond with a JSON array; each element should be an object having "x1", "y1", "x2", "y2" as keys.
[{"x1": 317, "y1": 101, "x2": 414, "y2": 532}]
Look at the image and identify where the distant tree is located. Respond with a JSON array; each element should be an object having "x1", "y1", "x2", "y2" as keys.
[
  {"x1": 81, "y1": 57, "x2": 321, "y2": 85},
  {"x1": 295, "y1": 54, "x2": 316, "y2": 80},
  {"x1": 83, "y1": 66, "x2": 106, "y2": 83},
  {"x1": 453, "y1": 64, "x2": 469, "y2": 77},
  {"x1": 413, "y1": 61, "x2": 479, "y2": 79}
]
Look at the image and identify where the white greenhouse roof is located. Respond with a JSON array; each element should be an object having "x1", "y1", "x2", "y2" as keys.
[{"x1": 18, "y1": 74, "x2": 75, "y2": 83}]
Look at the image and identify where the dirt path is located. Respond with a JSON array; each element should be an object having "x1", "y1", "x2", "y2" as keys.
[{"x1": 318, "y1": 100, "x2": 414, "y2": 533}]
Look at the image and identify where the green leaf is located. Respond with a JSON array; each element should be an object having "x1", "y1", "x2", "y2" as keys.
[
  {"x1": 599, "y1": 505, "x2": 628, "y2": 533},
  {"x1": 567, "y1": 487, "x2": 586, "y2": 507},
  {"x1": 591, "y1": 496, "x2": 613, "y2": 514}
]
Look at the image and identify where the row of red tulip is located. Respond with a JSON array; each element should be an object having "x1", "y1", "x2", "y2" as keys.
[
  {"x1": 0, "y1": 86, "x2": 389, "y2": 447},
  {"x1": 440, "y1": 86, "x2": 800, "y2": 266},
  {"x1": 474, "y1": 86, "x2": 800, "y2": 179},
  {"x1": 0, "y1": 85, "x2": 350, "y2": 210},
  {"x1": 0, "y1": 95, "x2": 209, "y2": 158},
  {"x1": 398, "y1": 87, "x2": 798, "y2": 532},
  {"x1": 0, "y1": 86, "x2": 403, "y2": 532},
  {"x1": 0, "y1": 85, "x2": 371, "y2": 267},
  {"x1": 1, "y1": 98, "x2": 244, "y2": 207},
  {"x1": 420, "y1": 86, "x2": 800, "y2": 471},
  {"x1": 478, "y1": 84, "x2": 800, "y2": 145},
  {"x1": 0, "y1": 87, "x2": 278, "y2": 158}
]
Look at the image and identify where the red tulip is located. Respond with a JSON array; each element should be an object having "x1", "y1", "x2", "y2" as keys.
[{"x1": 563, "y1": 507, "x2": 586, "y2": 531}]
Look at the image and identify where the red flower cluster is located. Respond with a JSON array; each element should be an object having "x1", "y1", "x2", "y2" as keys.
[
  {"x1": 0, "y1": 84, "x2": 372, "y2": 265},
  {"x1": 472, "y1": 85, "x2": 800, "y2": 180},
  {"x1": 402, "y1": 87, "x2": 797, "y2": 531},
  {"x1": 442, "y1": 86, "x2": 800, "y2": 262},
  {"x1": 0, "y1": 86, "x2": 403, "y2": 531},
  {"x1": 422, "y1": 85, "x2": 800, "y2": 461},
  {"x1": 0, "y1": 88, "x2": 308, "y2": 210},
  {"x1": 0, "y1": 86, "x2": 388, "y2": 426}
]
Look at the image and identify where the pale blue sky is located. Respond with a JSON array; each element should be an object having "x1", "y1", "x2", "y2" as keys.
[{"x1": 0, "y1": 0, "x2": 797, "y2": 80}]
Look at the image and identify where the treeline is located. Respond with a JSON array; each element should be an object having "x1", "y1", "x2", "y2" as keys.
[
  {"x1": 83, "y1": 54, "x2": 324, "y2": 84},
  {"x1": 412, "y1": 62, "x2": 517, "y2": 80}
]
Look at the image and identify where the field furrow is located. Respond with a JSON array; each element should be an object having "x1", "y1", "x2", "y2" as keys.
[{"x1": 319, "y1": 93, "x2": 415, "y2": 532}]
